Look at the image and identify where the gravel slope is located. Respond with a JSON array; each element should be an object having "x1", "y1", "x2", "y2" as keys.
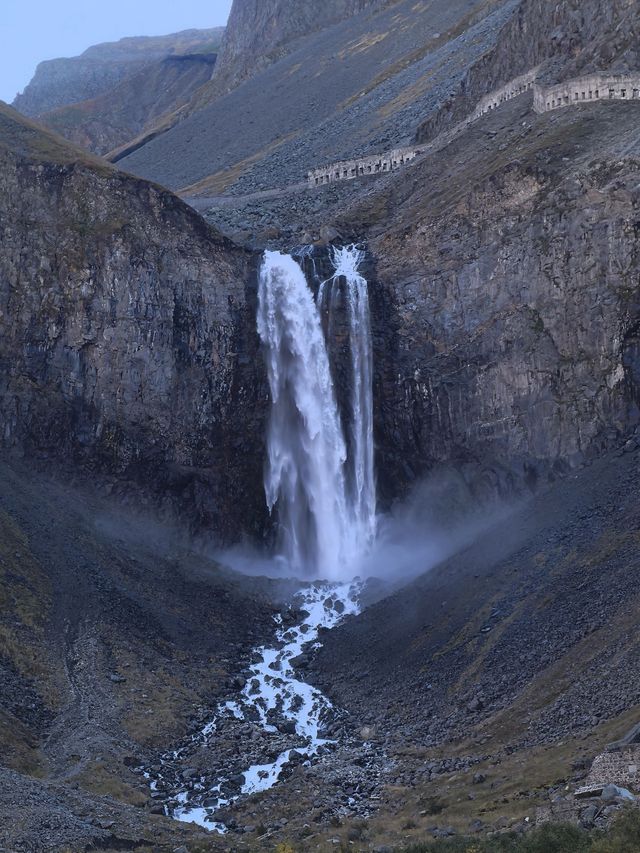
[{"x1": 118, "y1": 0, "x2": 516, "y2": 192}]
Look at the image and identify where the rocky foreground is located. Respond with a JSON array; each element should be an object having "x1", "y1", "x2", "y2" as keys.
[{"x1": 3, "y1": 423, "x2": 640, "y2": 852}]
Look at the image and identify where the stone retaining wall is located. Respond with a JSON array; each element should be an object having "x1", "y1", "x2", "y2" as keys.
[
  {"x1": 307, "y1": 69, "x2": 539, "y2": 189},
  {"x1": 472, "y1": 67, "x2": 538, "y2": 119},
  {"x1": 534, "y1": 74, "x2": 640, "y2": 113},
  {"x1": 586, "y1": 748, "x2": 640, "y2": 792},
  {"x1": 308, "y1": 69, "x2": 640, "y2": 188},
  {"x1": 307, "y1": 146, "x2": 421, "y2": 187}
]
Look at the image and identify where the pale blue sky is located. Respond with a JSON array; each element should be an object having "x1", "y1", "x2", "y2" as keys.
[{"x1": 1, "y1": 0, "x2": 233, "y2": 104}]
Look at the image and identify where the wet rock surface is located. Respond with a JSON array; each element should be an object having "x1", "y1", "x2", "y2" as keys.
[
  {"x1": 206, "y1": 97, "x2": 640, "y2": 511},
  {"x1": 140, "y1": 581, "x2": 384, "y2": 832}
]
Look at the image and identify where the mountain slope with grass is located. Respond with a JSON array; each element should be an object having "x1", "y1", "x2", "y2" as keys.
[
  {"x1": 117, "y1": 0, "x2": 519, "y2": 193},
  {"x1": 11, "y1": 28, "x2": 224, "y2": 156}
]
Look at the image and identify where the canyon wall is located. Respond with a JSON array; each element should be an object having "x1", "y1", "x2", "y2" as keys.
[
  {"x1": 343, "y1": 99, "x2": 640, "y2": 504},
  {"x1": 0, "y1": 104, "x2": 267, "y2": 540}
]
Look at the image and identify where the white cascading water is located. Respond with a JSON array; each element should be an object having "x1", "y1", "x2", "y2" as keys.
[
  {"x1": 257, "y1": 247, "x2": 376, "y2": 579},
  {"x1": 166, "y1": 581, "x2": 362, "y2": 831},
  {"x1": 144, "y1": 247, "x2": 379, "y2": 831},
  {"x1": 322, "y1": 246, "x2": 376, "y2": 548}
]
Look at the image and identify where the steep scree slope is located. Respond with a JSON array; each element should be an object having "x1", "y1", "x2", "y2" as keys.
[
  {"x1": 40, "y1": 52, "x2": 218, "y2": 157},
  {"x1": 12, "y1": 29, "x2": 224, "y2": 158},
  {"x1": 118, "y1": 0, "x2": 519, "y2": 193},
  {"x1": 313, "y1": 447, "x2": 640, "y2": 751},
  {"x1": 12, "y1": 28, "x2": 223, "y2": 117},
  {"x1": 417, "y1": 0, "x2": 640, "y2": 143},
  {"x1": 302, "y1": 446, "x2": 640, "y2": 843},
  {"x1": 208, "y1": 0, "x2": 391, "y2": 94}
]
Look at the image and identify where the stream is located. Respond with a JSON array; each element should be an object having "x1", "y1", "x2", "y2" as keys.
[{"x1": 145, "y1": 579, "x2": 361, "y2": 832}]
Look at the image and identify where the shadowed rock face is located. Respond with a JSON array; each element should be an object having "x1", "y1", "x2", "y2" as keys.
[
  {"x1": 353, "y1": 100, "x2": 640, "y2": 503},
  {"x1": 0, "y1": 104, "x2": 267, "y2": 542}
]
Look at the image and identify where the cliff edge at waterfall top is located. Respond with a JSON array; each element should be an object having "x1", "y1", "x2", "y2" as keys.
[{"x1": 4, "y1": 0, "x2": 640, "y2": 851}]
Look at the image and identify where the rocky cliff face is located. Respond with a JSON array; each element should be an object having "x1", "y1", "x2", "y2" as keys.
[
  {"x1": 0, "y1": 103, "x2": 267, "y2": 541},
  {"x1": 7, "y1": 0, "x2": 640, "y2": 531},
  {"x1": 339, "y1": 96, "x2": 640, "y2": 504},
  {"x1": 13, "y1": 29, "x2": 223, "y2": 118},
  {"x1": 212, "y1": 0, "x2": 389, "y2": 92}
]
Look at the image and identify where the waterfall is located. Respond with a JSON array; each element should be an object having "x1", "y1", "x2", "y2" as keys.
[
  {"x1": 257, "y1": 247, "x2": 376, "y2": 579},
  {"x1": 325, "y1": 245, "x2": 377, "y2": 547}
]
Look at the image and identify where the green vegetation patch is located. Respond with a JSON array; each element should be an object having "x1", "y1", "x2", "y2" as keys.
[{"x1": 400, "y1": 808, "x2": 640, "y2": 853}]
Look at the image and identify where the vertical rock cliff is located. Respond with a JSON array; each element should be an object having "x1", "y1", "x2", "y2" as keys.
[
  {"x1": 339, "y1": 97, "x2": 640, "y2": 503},
  {"x1": 0, "y1": 103, "x2": 267, "y2": 539}
]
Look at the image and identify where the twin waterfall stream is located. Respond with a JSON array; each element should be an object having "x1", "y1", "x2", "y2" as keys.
[
  {"x1": 148, "y1": 246, "x2": 376, "y2": 831},
  {"x1": 258, "y1": 246, "x2": 376, "y2": 579}
]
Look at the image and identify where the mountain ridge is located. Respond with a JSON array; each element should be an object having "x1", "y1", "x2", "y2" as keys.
[{"x1": 13, "y1": 28, "x2": 223, "y2": 117}]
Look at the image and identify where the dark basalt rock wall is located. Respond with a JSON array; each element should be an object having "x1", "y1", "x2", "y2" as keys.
[
  {"x1": 363, "y1": 104, "x2": 640, "y2": 505},
  {"x1": 6, "y1": 94, "x2": 640, "y2": 550},
  {"x1": 0, "y1": 107, "x2": 268, "y2": 541}
]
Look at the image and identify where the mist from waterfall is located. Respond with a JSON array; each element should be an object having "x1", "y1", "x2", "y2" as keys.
[{"x1": 257, "y1": 247, "x2": 376, "y2": 580}]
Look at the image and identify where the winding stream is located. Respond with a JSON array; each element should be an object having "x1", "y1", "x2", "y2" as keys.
[{"x1": 148, "y1": 580, "x2": 361, "y2": 831}]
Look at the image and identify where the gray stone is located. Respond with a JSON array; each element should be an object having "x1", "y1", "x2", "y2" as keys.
[
  {"x1": 601, "y1": 784, "x2": 635, "y2": 802},
  {"x1": 580, "y1": 804, "x2": 599, "y2": 826}
]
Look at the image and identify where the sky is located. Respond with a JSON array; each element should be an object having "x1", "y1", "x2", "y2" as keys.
[{"x1": 1, "y1": 0, "x2": 233, "y2": 104}]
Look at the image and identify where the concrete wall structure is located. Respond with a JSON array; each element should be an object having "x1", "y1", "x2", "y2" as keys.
[
  {"x1": 307, "y1": 69, "x2": 640, "y2": 189},
  {"x1": 307, "y1": 70, "x2": 538, "y2": 189},
  {"x1": 472, "y1": 67, "x2": 539, "y2": 119},
  {"x1": 308, "y1": 146, "x2": 421, "y2": 187},
  {"x1": 534, "y1": 74, "x2": 640, "y2": 113}
]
